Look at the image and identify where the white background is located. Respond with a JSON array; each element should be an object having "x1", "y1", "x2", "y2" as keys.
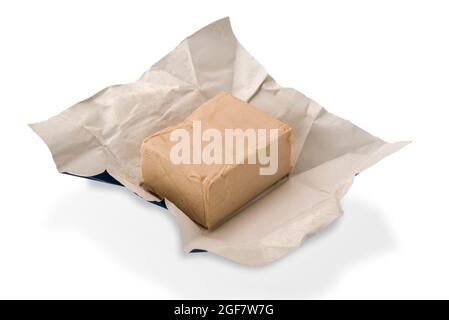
[{"x1": 0, "y1": 0, "x2": 448, "y2": 299}]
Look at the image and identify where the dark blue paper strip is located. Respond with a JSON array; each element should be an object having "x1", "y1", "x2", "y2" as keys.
[{"x1": 61, "y1": 171, "x2": 206, "y2": 253}]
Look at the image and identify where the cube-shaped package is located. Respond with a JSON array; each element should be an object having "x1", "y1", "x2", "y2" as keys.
[{"x1": 140, "y1": 92, "x2": 292, "y2": 229}]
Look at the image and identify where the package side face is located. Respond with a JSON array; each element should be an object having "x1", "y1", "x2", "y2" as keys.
[
  {"x1": 205, "y1": 128, "x2": 292, "y2": 228},
  {"x1": 141, "y1": 143, "x2": 207, "y2": 226}
]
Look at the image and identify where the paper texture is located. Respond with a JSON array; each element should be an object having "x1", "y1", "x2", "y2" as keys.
[{"x1": 30, "y1": 17, "x2": 408, "y2": 266}]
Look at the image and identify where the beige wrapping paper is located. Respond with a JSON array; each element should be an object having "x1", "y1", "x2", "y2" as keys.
[{"x1": 30, "y1": 17, "x2": 408, "y2": 266}]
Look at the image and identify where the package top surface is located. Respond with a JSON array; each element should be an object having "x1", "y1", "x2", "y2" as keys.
[{"x1": 141, "y1": 92, "x2": 292, "y2": 180}]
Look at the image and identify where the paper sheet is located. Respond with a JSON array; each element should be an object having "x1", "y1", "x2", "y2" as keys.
[{"x1": 30, "y1": 17, "x2": 408, "y2": 266}]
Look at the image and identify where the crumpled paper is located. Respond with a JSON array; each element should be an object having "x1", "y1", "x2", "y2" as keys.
[{"x1": 30, "y1": 17, "x2": 408, "y2": 266}]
